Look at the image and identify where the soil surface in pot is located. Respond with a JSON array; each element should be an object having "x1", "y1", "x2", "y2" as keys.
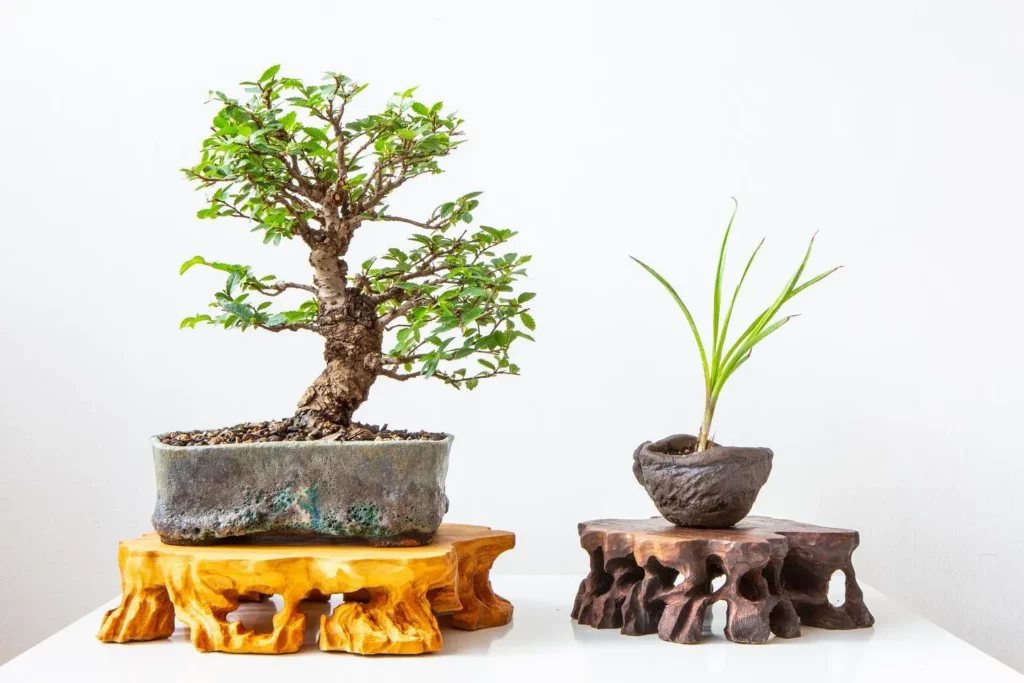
[
  {"x1": 159, "y1": 418, "x2": 446, "y2": 447},
  {"x1": 658, "y1": 439, "x2": 719, "y2": 456}
]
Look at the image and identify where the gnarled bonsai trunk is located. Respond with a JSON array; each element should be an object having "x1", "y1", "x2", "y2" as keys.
[{"x1": 296, "y1": 251, "x2": 383, "y2": 427}]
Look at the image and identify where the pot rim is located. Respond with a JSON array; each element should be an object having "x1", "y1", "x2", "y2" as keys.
[
  {"x1": 639, "y1": 433, "x2": 772, "y2": 467},
  {"x1": 151, "y1": 432, "x2": 455, "y2": 451}
]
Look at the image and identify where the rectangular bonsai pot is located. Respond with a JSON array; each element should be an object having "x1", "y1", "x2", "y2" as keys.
[{"x1": 151, "y1": 434, "x2": 452, "y2": 546}]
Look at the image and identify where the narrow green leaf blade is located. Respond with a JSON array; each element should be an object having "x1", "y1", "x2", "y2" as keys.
[
  {"x1": 631, "y1": 256, "x2": 710, "y2": 387},
  {"x1": 790, "y1": 266, "x2": 843, "y2": 297},
  {"x1": 711, "y1": 199, "x2": 738, "y2": 374},
  {"x1": 716, "y1": 351, "x2": 751, "y2": 393},
  {"x1": 713, "y1": 237, "x2": 764, "y2": 374},
  {"x1": 714, "y1": 315, "x2": 797, "y2": 394},
  {"x1": 720, "y1": 234, "x2": 820, "y2": 371}
]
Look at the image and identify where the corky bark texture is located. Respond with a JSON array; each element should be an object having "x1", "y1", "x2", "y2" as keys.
[
  {"x1": 296, "y1": 250, "x2": 384, "y2": 427},
  {"x1": 291, "y1": 195, "x2": 382, "y2": 427}
]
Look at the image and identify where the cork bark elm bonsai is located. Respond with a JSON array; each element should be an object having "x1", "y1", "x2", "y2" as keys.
[
  {"x1": 152, "y1": 66, "x2": 535, "y2": 546},
  {"x1": 631, "y1": 201, "x2": 838, "y2": 528}
]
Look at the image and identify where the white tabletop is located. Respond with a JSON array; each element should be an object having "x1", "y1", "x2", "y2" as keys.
[{"x1": 1, "y1": 575, "x2": 1019, "y2": 682}]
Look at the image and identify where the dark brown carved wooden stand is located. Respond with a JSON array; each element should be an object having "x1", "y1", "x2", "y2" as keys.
[{"x1": 571, "y1": 517, "x2": 874, "y2": 644}]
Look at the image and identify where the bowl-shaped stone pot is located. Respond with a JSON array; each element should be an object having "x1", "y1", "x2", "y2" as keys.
[
  {"x1": 632, "y1": 434, "x2": 772, "y2": 528},
  {"x1": 151, "y1": 434, "x2": 451, "y2": 546}
]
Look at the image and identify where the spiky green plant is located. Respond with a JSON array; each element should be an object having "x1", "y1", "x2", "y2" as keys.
[{"x1": 631, "y1": 201, "x2": 840, "y2": 452}]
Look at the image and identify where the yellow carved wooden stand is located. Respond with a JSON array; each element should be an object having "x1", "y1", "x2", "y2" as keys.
[{"x1": 97, "y1": 523, "x2": 514, "y2": 655}]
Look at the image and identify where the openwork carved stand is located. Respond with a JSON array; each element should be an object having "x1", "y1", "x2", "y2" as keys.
[
  {"x1": 572, "y1": 517, "x2": 873, "y2": 644},
  {"x1": 97, "y1": 523, "x2": 514, "y2": 655}
]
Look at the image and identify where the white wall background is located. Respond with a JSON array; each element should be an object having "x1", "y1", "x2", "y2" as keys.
[{"x1": 1, "y1": 0, "x2": 1022, "y2": 670}]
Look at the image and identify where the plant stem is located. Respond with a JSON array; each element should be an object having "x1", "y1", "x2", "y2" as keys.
[{"x1": 698, "y1": 396, "x2": 716, "y2": 451}]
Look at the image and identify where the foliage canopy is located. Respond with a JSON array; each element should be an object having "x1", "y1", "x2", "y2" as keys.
[{"x1": 179, "y1": 66, "x2": 535, "y2": 394}]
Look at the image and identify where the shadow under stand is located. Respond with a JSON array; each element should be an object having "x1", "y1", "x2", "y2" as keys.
[
  {"x1": 571, "y1": 517, "x2": 873, "y2": 644},
  {"x1": 97, "y1": 523, "x2": 514, "y2": 655}
]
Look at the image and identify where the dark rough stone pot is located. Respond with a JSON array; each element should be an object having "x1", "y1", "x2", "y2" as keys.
[
  {"x1": 151, "y1": 434, "x2": 451, "y2": 546},
  {"x1": 632, "y1": 434, "x2": 772, "y2": 528}
]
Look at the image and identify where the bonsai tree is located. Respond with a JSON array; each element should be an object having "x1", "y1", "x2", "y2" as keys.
[
  {"x1": 631, "y1": 201, "x2": 839, "y2": 452},
  {"x1": 180, "y1": 66, "x2": 535, "y2": 430}
]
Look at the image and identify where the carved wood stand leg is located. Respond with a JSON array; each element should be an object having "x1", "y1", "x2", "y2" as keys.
[
  {"x1": 448, "y1": 533, "x2": 515, "y2": 630},
  {"x1": 572, "y1": 517, "x2": 873, "y2": 645},
  {"x1": 319, "y1": 584, "x2": 444, "y2": 654},
  {"x1": 98, "y1": 523, "x2": 514, "y2": 655}
]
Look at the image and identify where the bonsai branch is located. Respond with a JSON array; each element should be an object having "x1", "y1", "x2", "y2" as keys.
[
  {"x1": 383, "y1": 352, "x2": 428, "y2": 365},
  {"x1": 344, "y1": 132, "x2": 384, "y2": 174},
  {"x1": 359, "y1": 171, "x2": 410, "y2": 214},
  {"x1": 249, "y1": 281, "x2": 317, "y2": 296},
  {"x1": 270, "y1": 191, "x2": 318, "y2": 230},
  {"x1": 376, "y1": 214, "x2": 443, "y2": 230},
  {"x1": 255, "y1": 322, "x2": 316, "y2": 333},
  {"x1": 212, "y1": 198, "x2": 249, "y2": 220},
  {"x1": 436, "y1": 368, "x2": 512, "y2": 385},
  {"x1": 380, "y1": 301, "x2": 419, "y2": 327},
  {"x1": 380, "y1": 368, "x2": 419, "y2": 381}
]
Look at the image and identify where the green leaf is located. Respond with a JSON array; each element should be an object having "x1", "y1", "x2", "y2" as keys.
[
  {"x1": 259, "y1": 65, "x2": 281, "y2": 83},
  {"x1": 711, "y1": 198, "x2": 738, "y2": 373},
  {"x1": 713, "y1": 315, "x2": 797, "y2": 395},
  {"x1": 411, "y1": 102, "x2": 429, "y2": 116},
  {"x1": 303, "y1": 126, "x2": 329, "y2": 142},
  {"x1": 179, "y1": 314, "x2": 212, "y2": 329},
  {"x1": 279, "y1": 111, "x2": 297, "y2": 131},
  {"x1": 222, "y1": 301, "x2": 253, "y2": 322},
  {"x1": 713, "y1": 236, "x2": 763, "y2": 380},
  {"x1": 718, "y1": 351, "x2": 751, "y2": 387},
  {"x1": 462, "y1": 306, "x2": 485, "y2": 324},
  {"x1": 791, "y1": 266, "x2": 843, "y2": 297},
  {"x1": 518, "y1": 292, "x2": 536, "y2": 303},
  {"x1": 180, "y1": 255, "x2": 207, "y2": 275},
  {"x1": 520, "y1": 312, "x2": 536, "y2": 331},
  {"x1": 631, "y1": 256, "x2": 710, "y2": 389},
  {"x1": 265, "y1": 313, "x2": 289, "y2": 327},
  {"x1": 720, "y1": 233, "x2": 820, "y2": 371}
]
